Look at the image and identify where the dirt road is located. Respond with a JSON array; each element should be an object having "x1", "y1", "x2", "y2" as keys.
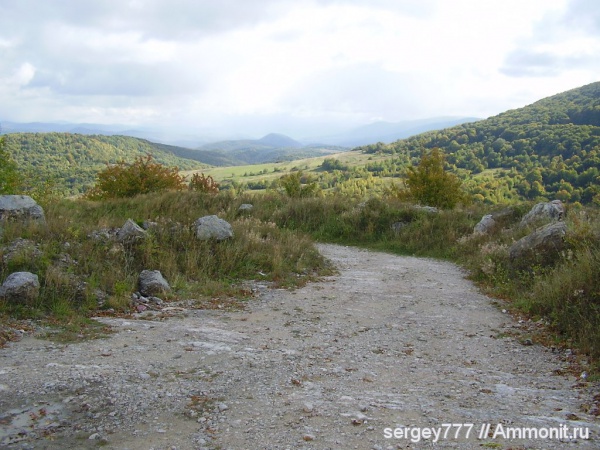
[{"x1": 1, "y1": 244, "x2": 598, "y2": 449}]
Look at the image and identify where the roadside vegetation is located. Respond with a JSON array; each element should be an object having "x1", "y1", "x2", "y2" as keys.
[{"x1": 1, "y1": 82, "x2": 599, "y2": 372}]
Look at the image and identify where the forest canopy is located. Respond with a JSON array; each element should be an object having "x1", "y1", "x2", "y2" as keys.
[{"x1": 357, "y1": 81, "x2": 600, "y2": 204}]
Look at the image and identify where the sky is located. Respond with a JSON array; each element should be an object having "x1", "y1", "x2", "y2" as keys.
[{"x1": 0, "y1": 0, "x2": 599, "y2": 140}]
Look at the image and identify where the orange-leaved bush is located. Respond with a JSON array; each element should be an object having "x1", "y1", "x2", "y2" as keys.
[
  {"x1": 189, "y1": 172, "x2": 219, "y2": 193},
  {"x1": 85, "y1": 155, "x2": 186, "y2": 200}
]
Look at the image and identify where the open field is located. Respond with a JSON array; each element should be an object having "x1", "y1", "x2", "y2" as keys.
[{"x1": 181, "y1": 150, "x2": 393, "y2": 184}]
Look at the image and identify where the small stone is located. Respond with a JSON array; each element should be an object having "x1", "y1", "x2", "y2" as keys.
[
  {"x1": 138, "y1": 270, "x2": 171, "y2": 296},
  {"x1": 88, "y1": 433, "x2": 101, "y2": 440},
  {"x1": 302, "y1": 402, "x2": 314, "y2": 413},
  {"x1": 303, "y1": 434, "x2": 315, "y2": 441}
]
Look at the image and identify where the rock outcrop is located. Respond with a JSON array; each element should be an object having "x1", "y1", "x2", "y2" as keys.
[
  {"x1": 0, "y1": 272, "x2": 40, "y2": 304},
  {"x1": 138, "y1": 270, "x2": 171, "y2": 297},
  {"x1": 473, "y1": 214, "x2": 496, "y2": 235},
  {"x1": 194, "y1": 215, "x2": 234, "y2": 241},
  {"x1": 238, "y1": 204, "x2": 254, "y2": 212},
  {"x1": 116, "y1": 219, "x2": 147, "y2": 244},
  {"x1": 509, "y1": 221, "x2": 568, "y2": 268},
  {"x1": 0, "y1": 195, "x2": 46, "y2": 225},
  {"x1": 520, "y1": 200, "x2": 565, "y2": 227},
  {"x1": 473, "y1": 207, "x2": 515, "y2": 235},
  {"x1": 1, "y1": 238, "x2": 42, "y2": 265}
]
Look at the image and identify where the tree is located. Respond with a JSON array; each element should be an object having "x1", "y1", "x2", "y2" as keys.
[
  {"x1": 404, "y1": 148, "x2": 466, "y2": 209},
  {"x1": 0, "y1": 137, "x2": 20, "y2": 194},
  {"x1": 278, "y1": 171, "x2": 320, "y2": 198},
  {"x1": 85, "y1": 155, "x2": 185, "y2": 200}
]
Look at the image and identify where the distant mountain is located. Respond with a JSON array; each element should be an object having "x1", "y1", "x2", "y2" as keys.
[
  {"x1": 191, "y1": 133, "x2": 345, "y2": 165},
  {"x1": 0, "y1": 121, "x2": 131, "y2": 135},
  {"x1": 308, "y1": 117, "x2": 481, "y2": 147},
  {"x1": 0, "y1": 121, "x2": 210, "y2": 148},
  {"x1": 359, "y1": 81, "x2": 600, "y2": 204},
  {"x1": 256, "y1": 133, "x2": 302, "y2": 148}
]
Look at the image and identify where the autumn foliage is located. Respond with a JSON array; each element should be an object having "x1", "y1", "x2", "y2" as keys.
[
  {"x1": 85, "y1": 155, "x2": 186, "y2": 200},
  {"x1": 189, "y1": 172, "x2": 220, "y2": 194}
]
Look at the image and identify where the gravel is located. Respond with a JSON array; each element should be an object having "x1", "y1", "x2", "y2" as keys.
[{"x1": 0, "y1": 244, "x2": 598, "y2": 449}]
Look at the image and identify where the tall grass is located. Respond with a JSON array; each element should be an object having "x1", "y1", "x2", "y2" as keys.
[
  {"x1": 1, "y1": 189, "x2": 599, "y2": 366},
  {"x1": 0, "y1": 191, "x2": 330, "y2": 321}
]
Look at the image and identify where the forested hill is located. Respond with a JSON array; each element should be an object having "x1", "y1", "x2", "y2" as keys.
[
  {"x1": 359, "y1": 81, "x2": 600, "y2": 204},
  {"x1": 2, "y1": 133, "x2": 207, "y2": 195}
]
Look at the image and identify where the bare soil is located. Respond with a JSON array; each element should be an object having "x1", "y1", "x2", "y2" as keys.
[{"x1": 1, "y1": 244, "x2": 598, "y2": 449}]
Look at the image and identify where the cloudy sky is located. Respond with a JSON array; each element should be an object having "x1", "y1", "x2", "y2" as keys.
[{"x1": 0, "y1": 0, "x2": 598, "y2": 139}]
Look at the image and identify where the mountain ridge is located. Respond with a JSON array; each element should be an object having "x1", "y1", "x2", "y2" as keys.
[{"x1": 358, "y1": 81, "x2": 600, "y2": 204}]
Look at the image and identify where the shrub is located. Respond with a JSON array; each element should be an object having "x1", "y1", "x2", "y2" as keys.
[
  {"x1": 402, "y1": 148, "x2": 467, "y2": 209},
  {"x1": 84, "y1": 155, "x2": 185, "y2": 200},
  {"x1": 278, "y1": 171, "x2": 320, "y2": 198},
  {"x1": 189, "y1": 173, "x2": 219, "y2": 193}
]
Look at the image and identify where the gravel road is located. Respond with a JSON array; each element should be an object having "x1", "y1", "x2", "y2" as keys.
[{"x1": 1, "y1": 244, "x2": 598, "y2": 449}]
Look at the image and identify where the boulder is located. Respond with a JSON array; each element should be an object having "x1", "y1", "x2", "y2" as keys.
[
  {"x1": 474, "y1": 207, "x2": 520, "y2": 235},
  {"x1": 0, "y1": 272, "x2": 40, "y2": 304},
  {"x1": 238, "y1": 204, "x2": 254, "y2": 212},
  {"x1": 138, "y1": 270, "x2": 171, "y2": 297},
  {"x1": 509, "y1": 221, "x2": 568, "y2": 268},
  {"x1": 474, "y1": 214, "x2": 495, "y2": 235},
  {"x1": 194, "y1": 215, "x2": 234, "y2": 241},
  {"x1": 116, "y1": 219, "x2": 147, "y2": 243},
  {"x1": 520, "y1": 200, "x2": 565, "y2": 227},
  {"x1": 0, "y1": 195, "x2": 46, "y2": 225}
]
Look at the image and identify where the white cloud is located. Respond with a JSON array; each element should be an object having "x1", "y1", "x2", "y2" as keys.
[{"x1": 0, "y1": 0, "x2": 599, "y2": 137}]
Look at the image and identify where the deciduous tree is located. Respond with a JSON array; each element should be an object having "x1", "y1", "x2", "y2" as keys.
[{"x1": 404, "y1": 148, "x2": 466, "y2": 209}]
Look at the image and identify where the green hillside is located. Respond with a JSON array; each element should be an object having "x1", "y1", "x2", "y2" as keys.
[
  {"x1": 358, "y1": 81, "x2": 600, "y2": 204},
  {"x1": 191, "y1": 133, "x2": 347, "y2": 166},
  {"x1": 2, "y1": 133, "x2": 207, "y2": 195}
]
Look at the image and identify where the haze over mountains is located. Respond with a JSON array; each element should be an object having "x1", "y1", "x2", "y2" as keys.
[
  {"x1": 3, "y1": 81, "x2": 599, "y2": 203},
  {"x1": 0, "y1": 116, "x2": 478, "y2": 149}
]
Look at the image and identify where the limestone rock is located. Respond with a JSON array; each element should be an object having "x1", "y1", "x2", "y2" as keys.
[
  {"x1": 117, "y1": 219, "x2": 147, "y2": 243},
  {"x1": 238, "y1": 204, "x2": 254, "y2": 212},
  {"x1": 509, "y1": 221, "x2": 568, "y2": 268},
  {"x1": 2, "y1": 238, "x2": 42, "y2": 264},
  {"x1": 194, "y1": 215, "x2": 233, "y2": 241},
  {"x1": 0, "y1": 272, "x2": 40, "y2": 304},
  {"x1": 138, "y1": 270, "x2": 171, "y2": 296},
  {"x1": 520, "y1": 200, "x2": 565, "y2": 227},
  {"x1": 0, "y1": 195, "x2": 46, "y2": 225},
  {"x1": 474, "y1": 214, "x2": 495, "y2": 235}
]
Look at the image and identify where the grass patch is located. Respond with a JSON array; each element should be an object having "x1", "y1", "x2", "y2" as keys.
[{"x1": 1, "y1": 188, "x2": 598, "y2": 371}]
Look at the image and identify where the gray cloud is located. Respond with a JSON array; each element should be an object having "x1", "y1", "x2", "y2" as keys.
[
  {"x1": 501, "y1": 0, "x2": 600, "y2": 77},
  {"x1": 500, "y1": 51, "x2": 596, "y2": 77},
  {"x1": 561, "y1": 0, "x2": 600, "y2": 34},
  {"x1": 0, "y1": 0, "x2": 284, "y2": 39},
  {"x1": 26, "y1": 62, "x2": 204, "y2": 97}
]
